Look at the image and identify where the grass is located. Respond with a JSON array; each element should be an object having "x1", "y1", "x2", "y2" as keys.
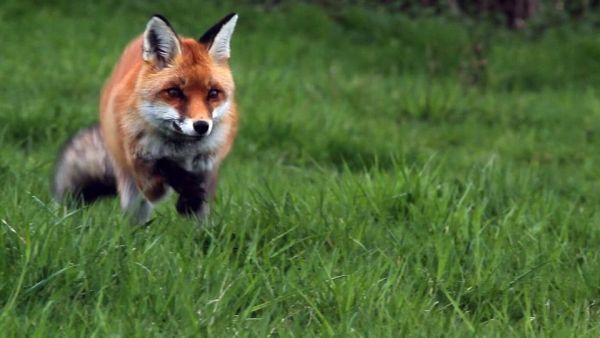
[{"x1": 2, "y1": 0, "x2": 600, "y2": 336}]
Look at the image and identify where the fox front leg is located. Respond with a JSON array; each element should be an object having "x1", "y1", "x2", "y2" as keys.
[
  {"x1": 154, "y1": 158, "x2": 215, "y2": 219},
  {"x1": 116, "y1": 173, "x2": 153, "y2": 225},
  {"x1": 118, "y1": 158, "x2": 168, "y2": 224}
]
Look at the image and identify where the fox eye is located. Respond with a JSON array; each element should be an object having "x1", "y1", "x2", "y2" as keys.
[
  {"x1": 166, "y1": 87, "x2": 185, "y2": 99},
  {"x1": 207, "y1": 88, "x2": 220, "y2": 100}
]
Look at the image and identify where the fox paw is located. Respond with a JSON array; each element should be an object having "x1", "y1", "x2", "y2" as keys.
[{"x1": 176, "y1": 194, "x2": 209, "y2": 219}]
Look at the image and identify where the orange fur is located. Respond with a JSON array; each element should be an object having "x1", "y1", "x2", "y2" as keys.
[{"x1": 99, "y1": 15, "x2": 238, "y2": 220}]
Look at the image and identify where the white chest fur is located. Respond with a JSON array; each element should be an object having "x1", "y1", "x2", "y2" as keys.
[{"x1": 134, "y1": 122, "x2": 228, "y2": 173}]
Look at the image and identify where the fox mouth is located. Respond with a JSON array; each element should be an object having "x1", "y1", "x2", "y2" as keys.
[
  {"x1": 161, "y1": 129, "x2": 204, "y2": 144},
  {"x1": 171, "y1": 121, "x2": 184, "y2": 133}
]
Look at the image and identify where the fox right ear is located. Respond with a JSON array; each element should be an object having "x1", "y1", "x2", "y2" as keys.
[
  {"x1": 199, "y1": 13, "x2": 238, "y2": 63},
  {"x1": 143, "y1": 15, "x2": 181, "y2": 69}
]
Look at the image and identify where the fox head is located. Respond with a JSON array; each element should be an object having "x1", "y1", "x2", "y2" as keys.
[{"x1": 137, "y1": 13, "x2": 238, "y2": 138}]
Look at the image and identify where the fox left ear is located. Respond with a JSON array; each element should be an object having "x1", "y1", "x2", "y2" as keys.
[
  {"x1": 143, "y1": 15, "x2": 181, "y2": 69},
  {"x1": 198, "y1": 13, "x2": 238, "y2": 63}
]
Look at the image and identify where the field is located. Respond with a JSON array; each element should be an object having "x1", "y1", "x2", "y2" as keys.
[{"x1": 2, "y1": 1, "x2": 600, "y2": 336}]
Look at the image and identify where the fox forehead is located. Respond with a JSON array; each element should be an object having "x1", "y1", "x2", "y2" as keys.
[
  {"x1": 139, "y1": 38, "x2": 234, "y2": 93},
  {"x1": 179, "y1": 38, "x2": 211, "y2": 66}
]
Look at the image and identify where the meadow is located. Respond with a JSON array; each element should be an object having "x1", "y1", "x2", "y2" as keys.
[{"x1": 2, "y1": 1, "x2": 600, "y2": 336}]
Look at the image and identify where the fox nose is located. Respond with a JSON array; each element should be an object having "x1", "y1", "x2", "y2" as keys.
[{"x1": 193, "y1": 120, "x2": 211, "y2": 136}]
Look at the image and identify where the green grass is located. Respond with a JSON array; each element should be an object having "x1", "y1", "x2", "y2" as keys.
[{"x1": 2, "y1": 1, "x2": 600, "y2": 336}]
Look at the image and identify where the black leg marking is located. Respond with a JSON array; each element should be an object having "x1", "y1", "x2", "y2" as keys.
[
  {"x1": 154, "y1": 158, "x2": 210, "y2": 217},
  {"x1": 154, "y1": 158, "x2": 205, "y2": 195},
  {"x1": 176, "y1": 194, "x2": 205, "y2": 216}
]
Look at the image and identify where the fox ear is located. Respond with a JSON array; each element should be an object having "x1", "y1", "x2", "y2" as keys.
[
  {"x1": 198, "y1": 13, "x2": 238, "y2": 63},
  {"x1": 143, "y1": 15, "x2": 181, "y2": 69}
]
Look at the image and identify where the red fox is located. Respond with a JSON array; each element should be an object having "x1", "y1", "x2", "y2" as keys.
[{"x1": 53, "y1": 13, "x2": 239, "y2": 223}]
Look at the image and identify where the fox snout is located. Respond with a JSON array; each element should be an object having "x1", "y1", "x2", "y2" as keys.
[{"x1": 168, "y1": 117, "x2": 213, "y2": 138}]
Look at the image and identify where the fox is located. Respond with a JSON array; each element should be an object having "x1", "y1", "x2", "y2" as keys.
[{"x1": 53, "y1": 13, "x2": 239, "y2": 224}]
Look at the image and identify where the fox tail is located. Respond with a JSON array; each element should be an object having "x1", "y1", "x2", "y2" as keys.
[{"x1": 52, "y1": 124, "x2": 117, "y2": 204}]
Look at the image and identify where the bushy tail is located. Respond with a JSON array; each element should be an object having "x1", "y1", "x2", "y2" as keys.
[{"x1": 53, "y1": 124, "x2": 117, "y2": 204}]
